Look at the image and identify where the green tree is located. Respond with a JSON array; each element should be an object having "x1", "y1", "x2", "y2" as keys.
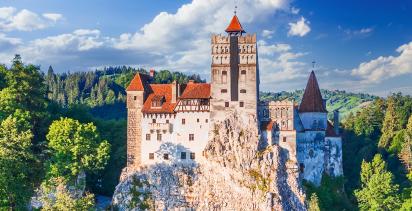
[
  {"x1": 46, "y1": 117, "x2": 111, "y2": 180},
  {"x1": 40, "y1": 177, "x2": 95, "y2": 211},
  {"x1": 0, "y1": 114, "x2": 35, "y2": 209},
  {"x1": 355, "y1": 154, "x2": 401, "y2": 210},
  {"x1": 308, "y1": 193, "x2": 321, "y2": 211}
]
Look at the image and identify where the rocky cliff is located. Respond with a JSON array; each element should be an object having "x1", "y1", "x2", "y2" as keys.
[{"x1": 112, "y1": 113, "x2": 306, "y2": 210}]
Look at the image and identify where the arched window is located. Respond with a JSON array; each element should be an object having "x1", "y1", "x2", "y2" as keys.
[
  {"x1": 240, "y1": 70, "x2": 246, "y2": 82},
  {"x1": 222, "y1": 71, "x2": 227, "y2": 84}
]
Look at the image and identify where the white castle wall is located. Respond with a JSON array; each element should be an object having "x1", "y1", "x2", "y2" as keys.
[
  {"x1": 140, "y1": 112, "x2": 210, "y2": 166},
  {"x1": 299, "y1": 112, "x2": 327, "y2": 130},
  {"x1": 325, "y1": 137, "x2": 343, "y2": 177}
]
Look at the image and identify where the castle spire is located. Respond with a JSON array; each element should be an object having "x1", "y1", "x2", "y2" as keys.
[
  {"x1": 225, "y1": 15, "x2": 245, "y2": 35},
  {"x1": 299, "y1": 71, "x2": 327, "y2": 113}
]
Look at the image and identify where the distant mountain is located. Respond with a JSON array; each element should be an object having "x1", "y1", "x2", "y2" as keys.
[{"x1": 260, "y1": 90, "x2": 377, "y2": 119}]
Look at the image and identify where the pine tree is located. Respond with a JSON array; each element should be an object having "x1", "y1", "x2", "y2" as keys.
[
  {"x1": 355, "y1": 154, "x2": 401, "y2": 210},
  {"x1": 400, "y1": 115, "x2": 412, "y2": 171},
  {"x1": 379, "y1": 97, "x2": 401, "y2": 148}
]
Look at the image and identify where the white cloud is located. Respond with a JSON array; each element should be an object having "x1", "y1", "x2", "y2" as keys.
[
  {"x1": 42, "y1": 13, "x2": 63, "y2": 22},
  {"x1": 340, "y1": 26, "x2": 374, "y2": 39},
  {"x1": 290, "y1": 7, "x2": 300, "y2": 14},
  {"x1": 288, "y1": 17, "x2": 310, "y2": 37},
  {"x1": 351, "y1": 41, "x2": 412, "y2": 83},
  {"x1": 0, "y1": 7, "x2": 63, "y2": 31},
  {"x1": 262, "y1": 29, "x2": 275, "y2": 38}
]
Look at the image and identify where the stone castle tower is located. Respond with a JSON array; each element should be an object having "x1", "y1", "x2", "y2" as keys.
[{"x1": 210, "y1": 15, "x2": 259, "y2": 122}]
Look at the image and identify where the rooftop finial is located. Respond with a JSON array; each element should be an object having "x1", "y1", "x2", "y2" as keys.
[
  {"x1": 234, "y1": 0, "x2": 238, "y2": 15},
  {"x1": 312, "y1": 61, "x2": 316, "y2": 70}
]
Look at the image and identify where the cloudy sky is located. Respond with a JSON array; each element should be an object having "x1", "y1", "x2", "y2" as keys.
[{"x1": 1, "y1": 0, "x2": 412, "y2": 96}]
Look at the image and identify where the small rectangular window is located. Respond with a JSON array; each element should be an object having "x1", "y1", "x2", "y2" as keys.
[
  {"x1": 146, "y1": 134, "x2": 151, "y2": 141},
  {"x1": 190, "y1": 153, "x2": 195, "y2": 160},
  {"x1": 197, "y1": 118, "x2": 200, "y2": 123},
  {"x1": 181, "y1": 152, "x2": 186, "y2": 159},
  {"x1": 157, "y1": 133, "x2": 162, "y2": 141},
  {"x1": 189, "y1": 134, "x2": 194, "y2": 141},
  {"x1": 221, "y1": 89, "x2": 227, "y2": 93},
  {"x1": 283, "y1": 137, "x2": 287, "y2": 142},
  {"x1": 205, "y1": 119, "x2": 208, "y2": 123},
  {"x1": 182, "y1": 119, "x2": 186, "y2": 125},
  {"x1": 133, "y1": 96, "x2": 137, "y2": 100},
  {"x1": 166, "y1": 119, "x2": 169, "y2": 123},
  {"x1": 240, "y1": 89, "x2": 246, "y2": 93},
  {"x1": 163, "y1": 154, "x2": 169, "y2": 160},
  {"x1": 225, "y1": 102, "x2": 229, "y2": 107},
  {"x1": 239, "y1": 101, "x2": 244, "y2": 107},
  {"x1": 149, "y1": 153, "x2": 154, "y2": 160},
  {"x1": 152, "y1": 119, "x2": 156, "y2": 123}
]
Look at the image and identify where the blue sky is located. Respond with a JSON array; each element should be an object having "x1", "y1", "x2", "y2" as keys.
[{"x1": 1, "y1": 0, "x2": 412, "y2": 96}]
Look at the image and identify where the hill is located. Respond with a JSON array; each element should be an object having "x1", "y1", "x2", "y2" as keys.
[{"x1": 260, "y1": 89, "x2": 377, "y2": 119}]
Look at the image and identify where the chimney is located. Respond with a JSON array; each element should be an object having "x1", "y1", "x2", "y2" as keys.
[
  {"x1": 149, "y1": 69, "x2": 155, "y2": 78},
  {"x1": 334, "y1": 110, "x2": 339, "y2": 135},
  {"x1": 172, "y1": 80, "x2": 178, "y2": 103}
]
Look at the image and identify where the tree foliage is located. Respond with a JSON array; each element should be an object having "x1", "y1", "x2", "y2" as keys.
[
  {"x1": 46, "y1": 117, "x2": 111, "y2": 180},
  {"x1": 355, "y1": 154, "x2": 401, "y2": 210}
]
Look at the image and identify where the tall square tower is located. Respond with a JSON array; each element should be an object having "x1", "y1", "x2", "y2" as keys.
[{"x1": 210, "y1": 15, "x2": 259, "y2": 122}]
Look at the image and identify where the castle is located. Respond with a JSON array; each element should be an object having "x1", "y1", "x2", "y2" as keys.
[{"x1": 126, "y1": 15, "x2": 342, "y2": 185}]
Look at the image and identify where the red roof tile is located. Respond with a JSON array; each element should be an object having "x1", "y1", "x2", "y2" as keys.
[
  {"x1": 299, "y1": 71, "x2": 327, "y2": 113},
  {"x1": 326, "y1": 121, "x2": 339, "y2": 137},
  {"x1": 142, "y1": 84, "x2": 176, "y2": 114},
  {"x1": 179, "y1": 83, "x2": 211, "y2": 99},
  {"x1": 126, "y1": 73, "x2": 151, "y2": 91},
  {"x1": 225, "y1": 15, "x2": 245, "y2": 33}
]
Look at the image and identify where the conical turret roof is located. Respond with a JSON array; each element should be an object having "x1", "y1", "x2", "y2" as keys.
[
  {"x1": 299, "y1": 71, "x2": 327, "y2": 113},
  {"x1": 225, "y1": 15, "x2": 245, "y2": 33}
]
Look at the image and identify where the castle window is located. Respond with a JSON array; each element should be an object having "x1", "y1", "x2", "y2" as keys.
[
  {"x1": 197, "y1": 118, "x2": 199, "y2": 123},
  {"x1": 163, "y1": 154, "x2": 169, "y2": 160},
  {"x1": 149, "y1": 153, "x2": 154, "y2": 160},
  {"x1": 182, "y1": 118, "x2": 186, "y2": 125},
  {"x1": 225, "y1": 102, "x2": 229, "y2": 107},
  {"x1": 205, "y1": 119, "x2": 208, "y2": 123},
  {"x1": 157, "y1": 133, "x2": 162, "y2": 141},
  {"x1": 166, "y1": 119, "x2": 169, "y2": 123},
  {"x1": 283, "y1": 137, "x2": 287, "y2": 142},
  {"x1": 152, "y1": 119, "x2": 156, "y2": 123},
  {"x1": 221, "y1": 89, "x2": 227, "y2": 93},
  {"x1": 213, "y1": 69, "x2": 219, "y2": 82},
  {"x1": 239, "y1": 101, "x2": 244, "y2": 107},
  {"x1": 133, "y1": 96, "x2": 137, "y2": 101},
  {"x1": 181, "y1": 152, "x2": 186, "y2": 159},
  {"x1": 151, "y1": 95, "x2": 165, "y2": 108},
  {"x1": 190, "y1": 153, "x2": 195, "y2": 160},
  {"x1": 240, "y1": 89, "x2": 246, "y2": 93},
  {"x1": 189, "y1": 134, "x2": 194, "y2": 141},
  {"x1": 222, "y1": 71, "x2": 227, "y2": 84},
  {"x1": 299, "y1": 163, "x2": 305, "y2": 173},
  {"x1": 240, "y1": 70, "x2": 246, "y2": 82},
  {"x1": 146, "y1": 134, "x2": 151, "y2": 141}
]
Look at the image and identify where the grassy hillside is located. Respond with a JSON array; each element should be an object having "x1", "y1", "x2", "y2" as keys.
[{"x1": 260, "y1": 90, "x2": 377, "y2": 119}]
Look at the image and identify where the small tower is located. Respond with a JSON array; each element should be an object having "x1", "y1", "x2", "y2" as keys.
[
  {"x1": 210, "y1": 14, "x2": 259, "y2": 122},
  {"x1": 126, "y1": 73, "x2": 150, "y2": 170},
  {"x1": 298, "y1": 71, "x2": 328, "y2": 130}
]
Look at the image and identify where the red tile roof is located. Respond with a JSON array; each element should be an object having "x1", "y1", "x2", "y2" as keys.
[
  {"x1": 225, "y1": 15, "x2": 245, "y2": 33},
  {"x1": 126, "y1": 73, "x2": 151, "y2": 91},
  {"x1": 299, "y1": 71, "x2": 327, "y2": 113},
  {"x1": 179, "y1": 83, "x2": 211, "y2": 99},
  {"x1": 326, "y1": 121, "x2": 339, "y2": 137},
  {"x1": 142, "y1": 84, "x2": 176, "y2": 114}
]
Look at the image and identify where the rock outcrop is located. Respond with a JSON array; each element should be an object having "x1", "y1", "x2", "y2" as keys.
[{"x1": 112, "y1": 113, "x2": 306, "y2": 210}]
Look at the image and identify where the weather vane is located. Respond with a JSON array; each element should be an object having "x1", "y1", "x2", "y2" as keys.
[{"x1": 312, "y1": 61, "x2": 316, "y2": 69}]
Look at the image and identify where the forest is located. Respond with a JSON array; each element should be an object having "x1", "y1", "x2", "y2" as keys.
[{"x1": 1, "y1": 55, "x2": 412, "y2": 210}]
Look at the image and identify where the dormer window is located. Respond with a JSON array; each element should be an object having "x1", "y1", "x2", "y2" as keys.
[{"x1": 151, "y1": 95, "x2": 165, "y2": 108}]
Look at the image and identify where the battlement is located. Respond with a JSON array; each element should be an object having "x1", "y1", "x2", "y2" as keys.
[{"x1": 211, "y1": 33, "x2": 257, "y2": 44}]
